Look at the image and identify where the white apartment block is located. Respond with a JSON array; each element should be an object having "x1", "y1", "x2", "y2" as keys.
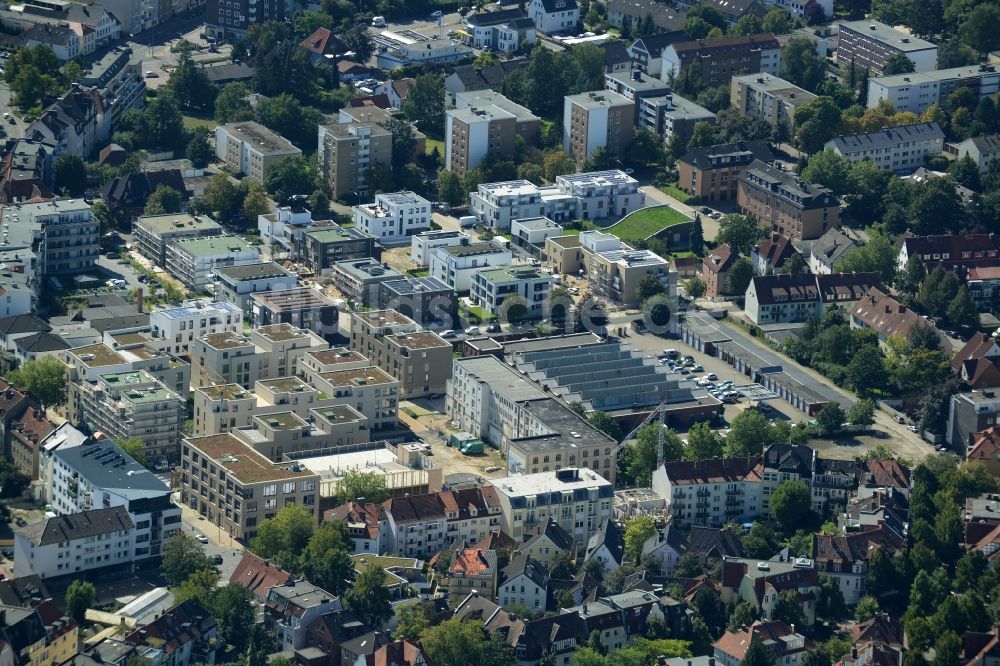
[
  {"x1": 411, "y1": 230, "x2": 470, "y2": 266},
  {"x1": 215, "y1": 121, "x2": 302, "y2": 182},
  {"x1": 555, "y1": 171, "x2": 646, "y2": 220},
  {"x1": 190, "y1": 323, "x2": 327, "y2": 389},
  {"x1": 471, "y1": 265, "x2": 554, "y2": 320},
  {"x1": 528, "y1": 0, "x2": 580, "y2": 33},
  {"x1": 258, "y1": 205, "x2": 314, "y2": 253},
  {"x1": 489, "y1": 468, "x2": 614, "y2": 544},
  {"x1": 430, "y1": 240, "x2": 514, "y2": 292},
  {"x1": 469, "y1": 180, "x2": 545, "y2": 231},
  {"x1": 150, "y1": 300, "x2": 243, "y2": 355},
  {"x1": 825, "y1": 122, "x2": 944, "y2": 174},
  {"x1": 0, "y1": 199, "x2": 99, "y2": 278},
  {"x1": 836, "y1": 20, "x2": 937, "y2": 75},
  {"x1": 165, "y1": 235, "x2": 261, "y2": 292},
  {"x1": 652, "y1": 456, "x2": 764, "y2": 528},
  {"x1": 212, "y1": 262, "x2": 299, "y2": 315},
  {"x1": 384, "y1": 487, "x2": 503, "y2": 558},
  {"x1": 352, "y1": 191, "x2": 432, "y2": 245},
  {"x1": 867, "y1": 64, "x2": 1000, "y2": 115},
  {"x1": 13, "y1": 506, "x2": 135, "y2": 580}
]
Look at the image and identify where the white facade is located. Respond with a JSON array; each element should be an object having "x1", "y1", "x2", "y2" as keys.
[
  {"x1": 867, "y1": 65, "x2": 1000, "y2": 115},
  {"x1": 470, "y1": 265, "x2": 554, "y2": 319},
  {"x1": 258, "y1": 206, "x2": 314, "y2": 252},
  {"x1": 429, "y1": 241, "x2": 513, "y2": 292},
  {"x1": 165, "y1": 235, "x2": 262, "y2": 292},
  {"x1": 498, "y1": 558, "x2": 548, "y2": 611},
  {"x1": 13, "y1": 506, "x2": 134, "y2": 579},
  {"x1": 825, "y1": 123, "x2": 944, "y2": 174},
  {"x1": 150, "y1": 301, "x2": 243, "y2": 355},
  {"x1": 215, "y1": 122, "x2": 301, "y2": 182},
  {"x1": 511, "y1": 218, "x2": 564, "y2": 247},
  {"x1": 353, "y1": 191, "x2": 432, "y2": 244},
  {"x1": 651, "y1": 458, "x2": 764, "y2": 528},
  {"x1": 528, "y1": 0, "x2": 579, "y2": 33},
  {"x1": 411, "y1": 230, "x2": 469, "y2": 266},
  {"x1": 764, "y1": 0, "x2": 831, "y2": 19}
]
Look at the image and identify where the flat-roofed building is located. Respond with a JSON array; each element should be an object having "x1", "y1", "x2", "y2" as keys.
[
  {"x1": 294, "y1": 224, "x2": 378, "y2": 275},
  {"x1": 605, "y1": 70, "x2": 671, "y2": 120},
  {"x1": 677, "y1": 140, "x2": 774, "y2": 203},
  {"x1": 248, "y1": 287, "x2": 340, "y2": 341},
  {"x1": 212, "y1": 262, "x2": 298, "y2": 315},
  {"x1": 825, "y1": 122, "x2": 944, "y2": 174},
  {"x1": 730, "y1": 74, "x2": 816, "y2": 127},
  {"x1": 181, "y1": 432, "x2": 321, "y2": 542},
  {"x1": 377, "y1": 276, "x2": 457, "y2": 327},
  {"x1": 544, "y1": 235, "x2": 584, "y2": 274},
  {"x1": 447, "y1": 91, "x2": 541, "y2": 174},
  {"x1": 576, "y1": 230, "x2": 676, "y2": 307},
  {"x1": 229, "y1": 407, "x2": 369, "y2": 461},
  {"x1": 215, "y1": 122, "x2": 301, "y2": 182},
  {"x1": 318, "y1": 122, "x2": 393, "y2": 199},
  {"x1": 149, "y1": 300, "x2": 243, "y2": 355},
  {"x1": 293, "y1": 441, "x2": 442, "y2": 501},
  {"x1": 191, "y1": 323, "x2": 328, "y2": 389},
  {"x1": 471, "y1": 265, "x2": 554, "y2": 321},
  {"x1": 639, "y1": 93, "x2": 716, "y2": 145},
  {"x1": 165, "y1": 235, "x2": 261, "y2": 292},
  {"x1": 411, "y1": 230, "x2": 470, "y2": 266},
  {"x1": 563, "y1": 90, "x2": 635, "y2": 165},
  {"x1": 350, "y1": 310, "x2": 453, "y2": 398},
  {"x1": 662, "y1": 34, "x2": 781, "y2": 87},
  {"x1": 738, "y1": 159, "x2": 840, "y2": 241},
  {"x1": 867, "y1": 64, "x2": 1000, "y2": 114},
  {"x1": 836, "y1": 20, "x2": 937, "y2": 76},
  {"x1": 64, "y1": 338, "x2": 191, "y2": 395},
  {"x1": 0, "y1": 199, "x2": 98, "y2": 277},
  {"x1": 332, "y1": 258, "x2": 405, "y2": 307},
  {"x1": 134, "y1": 213, "x2": 222, "y2": 267},
  {"x1": 305, "y1": 366, "x2": 399, "y2": 433},
  {"x1": 430, "y1": 240, "x2": 514, "y2": 292},
  {"x1": 353, "y1": 191, "x2": 432, "y2": 244}
]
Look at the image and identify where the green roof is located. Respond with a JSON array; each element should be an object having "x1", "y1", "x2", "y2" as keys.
[
  {"x1": 122, "y1": 386, "x2": 178, "y2": 404},
  {"x1": 476, "y1": 265, "x2": 551, "y2": 284}
]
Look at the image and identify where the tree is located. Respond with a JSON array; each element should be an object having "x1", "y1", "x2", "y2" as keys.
[
  {"x1": 838, "y1": 233, "x2": 898, "y2": 285},
  {"x1": 161, "y1": 533, "x2": 217, "y2": 586},
  {"x1": 947, "y1": 286, "x2": 978, "y2": 330},
  {"x1": 300, "y1": 522, "x2": 354, "y2": 596},
  {"x1": 846, "y1": 399, "x2": 876, "y2": 426},
  {"x1": 250, "y1": 504, "x2": 315, "y2": 570},
  {"x1": 240, "y1": 180, "x2": 271, "y2": 221},
  {"x1": 716, "y1": 214, "x2": 766, "y2": 255},
  {"x1": 144, "y1": 184, "x2": 183, "y2": 216},
  {"x1": 136, "y1": 96, "x2": 187, "y2": 151},
  {"x1": 256, "y1": 94, "x2": 324, "y2": 150},
  {"x1": 186, "y1": 131, "x2": 214, "y2": 169},
  {"x1": 815, "y1": 402, "x2": 845, "y2": 434},
  {"x1": 9, "y1": 357, "x2": 66, "y2": 409},
  {"x1": 817, "y1": 574, "x2": 848, "y2": 622},
  {"x1": 794, "y1": 96, "x2": 841, "y2": 153},
  {"x1": 214, "y1": 82, "x2": 254, "y2": 123},
  {"x1": 344, "y1": 564, "x2": 393, "y2": 627},
  {"x1": 421, "y1": 619, "x2": 500, "y2": 666},
  {"x1": 438, "y1": 170, "x2": 466, "y2": 206},
  {"x1": 908, "y1": 176, "x2": 964, "y2": 235},
  {"x1": 265, "y1": 155, "x2": 315, "y2": 205},
  {"x1": 625, "y1": 127, "x2": 667, "y2": 167},
  {"x1": 685, "y1": 277, "x2": 707, "y2": 299},
  {"x1": 173, "y1": 568, "x2": 219, "y2": 607},
  {"x1": 762, "y1": 8, "x2": 793, "y2": 33},
  {"x1": 690, "y1": 215, "x2": 705, "y2": 256},
  {"x1": 949, "y1": 155, "x2": 982, "y2": 190},
  {"x1": 933, "y1": 632, "x2": 962, "y2": 666},
  {"x1": 117, "y1": 438, "x2": 148, "y2": 468},
  {"x1": 543, "y1": 151, "x2": 577, "y2": 182},
  {"x1": 881, "y1": 53, "x2": 916, "y2": 76},
  {"x1": 771, "y1": 480, "x2": 813, "y2": 533},
  {"x1": 685, "y1": 421, "x2": 724, "y2": 459},
  {"x1": 394, "y1": 603, "x2": 431, "y2": 641},
  {"x1": 167, "y1": 42, "x2": 216, "y2": 113},
  {"x1": 636, "y1": 274, "x2": 666, "y2": 302},
  {"x1": 897, "y1": 254, "x2": 926, "y2": 295},
  {"x1": 960, "y1": 4, "x2": 1000, "y2": 54},
  {"x1": 802, "y1": 150, "x2": 853, "y2": 193},
  {"x1": 589, "y1": 411, "x2": 622, "y2": 441},
  {"x1": 54, "y1": 154, "x2": 87, "y2": 196},
  {"x1": 402, "y1": 74, "x2": 445, "y2": 135},
  {"x1": 845, "y1": 345, "x2": 887, "y2": 397},
  {"x1": 624, "y1": 515, "x2": 657, "y2": 564},
  {"x1": 212, "y1": 584, "x2": 255, "y2": 652},
  {"x1": 336, "y1": 469, "x2": 390, "y2": 504},
  {"x1": 855, "y1": 595, "x2": 880, "y2": 622},
  {"x1": 65, "y1": 579, "x2": 95, "y2": 622},
  {"x1": 773, "y1": 588, "x2": 805, "y2": 627},
  {"x1": 732, "y1": 13, "x2": 763, "y2": 35},
  {"x1": 687, "y1": 121, "x2": 717, "y2": 150},
  {"x1": 741, "y1": 636, "x2": 773, "y2": 666},
  {"x1": 728, "y1": 258, "x2": 754, "y2": 296},
  {"x1": 726, "y1": 410, "x2": 775, "y2": 457},
  {"x1": 779, "y1": 38, "x2": 827, "y2": 92}
]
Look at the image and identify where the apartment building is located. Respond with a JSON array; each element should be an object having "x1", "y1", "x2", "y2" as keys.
[
  {"x1": 212, "y1": 262, "x2": 298, "y2": 315},
  {"x1": 349, "y1": 310, "x2": 452, "y2": 398},
  {"x1": 563, "y1": 90, "x2": 635, "y2": 165},
  {"x1": 429, "y1": 240, "x2": 514, "y2": 292},
  {"x1": 13, "y1": 506, "x2": 134, "y2": 580},
  {"x1": 825, "y1": 122, "x2": 944, "y2": 174},
  {"x1": 294, "y1": 223, "x2": 378, "y2": 275},
  {"x1": 528, "y1": 0, "x2": 580, "y2": 33},
  {"x1": 471, "y1": 265, "x2": 553, "y2": 321},
  {"x1": 605, "y1": 70, "x2": 671, "y2": 120},
  {"x1": 67, "y1": 369, "x2": 184, "y2": 463},
  {"x1": 652, "y1": 456, "x2": 764, "y2": 527},
  {"x1": 714, "y1": 621, "x2": 811, "y2": 666},
  {"x1": 165, "y1": 235, "x2": 261, "y2": 292},
  {"x1": 948, "y1": 390, "x2": 1000, "y2": 449},
  {"x1": 579, "y1": 230, "x2": 675, "y2": 307},
  {"x1": 0, "y1": 199, "x2": 98, "y2": 277},
  {"x1": 850, "y1": 285, "x2": 942, "y2": 345},
  {"x1": 738, "y1": 159, "x2": 841, "y2": 241},
  {"x1": 730, "y1": 74, "x2": 816, "y2": 127},
  {"x1": 558, "y1": 170, "x2": 647, "y2": 220},
  {"x1": 149, "y1": 301, "x2": 243, "y2": 355},
  {"x1": 678, "y1": 140, "x2": 774, "y2": 203},
  {"x1": 134, "y1": 213, "x2": 222, "y2": 267},
  {"x1": 867, "y1": 63, "x2": 1000, "y2": 115},
  {"x1": 191, "y1": 323, "x2": 327, "y2": 389},
  {"x1": 384, "y1": 486, "x2": 503, "y2": 558},
  {"x1": 813, "y1": 526, "x2": 904, "y2": 604},
  {"x1": 318, "y1": 122, "x2": 392, "y2": 199},
  {"x1": 215, "y1": 122, "x2": 300, "y2": 182},
  {"x1": 411, "y1": 230, "x2": 469, "y2": 266},
  {"x1": 836, "y1": 20, "x2": 937, "y2": 76},
  {"x1": 809, "y1": 228, "x2": 858, "y2": 274},
  {"x1": 949, "y1": 133, "x2": 1000, "y2": 176},
  {"x1": 258, "y1": 205, "x2": 313, "y2": 253},
  {"x1": 744, "y1": 272, "x2": 880, "y2": 325},
  {"x1": 206, "y1": 0, "x2": 286, "y2": 40},
  {"x1": 447, "y1": 91, "x2": 540, "y2": 174},
  {"x1": 377, "y1": 277, "x2": 457, "y2": 327},
  {"x1": 638, "y1": 93, "x2": 716, "y2": 145},
  {"x1": 305, "y1": 366, "x2": 399, "y2": 433},
  {"x1": 463, "y1": 8, "x2": 537, "y2": 52},
  {"x1": 248, "y1": 287, "x2": 340, "y2": 341},
  {"x1": 662, "y1": 34, "x2": 781, "y2": 87},
  {"x1": 332, "y1": 258, "x2": 405, "y2": 307},
  {"x1": 353, "y1": 191, "x2": 432, "y2": 244},
  {"x1": 181, "y1": 433, "x2": 320, "y2": 543},
  {"x1": 42, "y1": 432, "x2": 181, "y2": 566},
  {"x1": 489, "y1": 468, "x2": 614, "y2": 544}
]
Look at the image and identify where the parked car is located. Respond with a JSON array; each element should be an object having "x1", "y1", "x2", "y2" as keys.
[
  {"x1": 440, "y1": 329, "x2": 455, "y2": 338},
  {"x1": 908, "y1": 425, "x2": 919, "y2": 433},
  {"x1": 195, "y1": 533, "x2": 209, "y2": 544},
  {"x1": 213, "y1": 554, "x2": 224, "y2": 565},
  {"x1": 430, "y1": 10, "x2": 442, "y2": 18},
  {"x1": 706, "y1": 372, "x2": 718, "y2": 381}
]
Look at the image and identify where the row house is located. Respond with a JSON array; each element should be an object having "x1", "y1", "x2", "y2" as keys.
[
  {"x1": 382, "y1": 486, "x2": 503, "y2": 558},
  {"x1": 812, "y1": 525, "x2": 905, "y2": 605},
  {"x1": 652, "y1": 455, "x2": 764, "y2": 528}
]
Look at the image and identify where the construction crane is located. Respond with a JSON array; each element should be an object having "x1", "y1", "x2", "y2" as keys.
[{"x1": 613, "y1": 400, "x2": 673, "y2": 468}]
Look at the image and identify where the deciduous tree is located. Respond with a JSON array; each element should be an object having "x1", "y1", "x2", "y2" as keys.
[
  {"x1": 335, "y1": 469, "x2": 390, "y2": 503},
  {"x1": 9, "y1": 357, "x2": 66, "y2": 408},
  {"x1": 771, "y1": 480, "x2": 813, "y2": 533},
  {"x1": 344, "y1": 564, "x2": 393, "y2": 627},
  {"x1": 65, "y1": 580, "x2": 95, "y2": 622}
]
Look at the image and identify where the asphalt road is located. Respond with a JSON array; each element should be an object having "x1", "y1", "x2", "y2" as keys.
[{"x1": 0, "y1": 80, "x2": 26, "y2": 140}]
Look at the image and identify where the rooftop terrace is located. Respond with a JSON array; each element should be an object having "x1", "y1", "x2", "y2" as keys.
[{"x1": 186, "y1": 433, "x2": 316, "y2": 484}]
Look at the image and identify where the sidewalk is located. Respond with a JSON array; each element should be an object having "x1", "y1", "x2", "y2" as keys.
[{"x1": 175, "y1": 492, "x2": 246, "y2": 552}]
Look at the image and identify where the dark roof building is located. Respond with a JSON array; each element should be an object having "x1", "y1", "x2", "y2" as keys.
[{"x1": 16, "y1": 506, "x2": 133, "y2": 546}]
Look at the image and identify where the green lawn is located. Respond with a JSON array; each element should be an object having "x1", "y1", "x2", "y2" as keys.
[
  {"x1": 425, "y1": 138, "x2": 445, "y2": 156},
  {"x1": 659, "y1": 183, "x2": 694, "y2": 203},
  {"x1": 183, "y1": 114, "x2": 218, "y2": 131},
  {"x1": 605, "y1": 206, "x2": 691, "y2": 243}
]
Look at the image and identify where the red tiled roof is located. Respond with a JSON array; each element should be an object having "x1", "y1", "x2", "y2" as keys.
[
  {"x1": 663, "y1": 455, "x2": 762, "y2": 485},
  {"x1": 953, "y1": 332, "x2": 1000, "y2": 389},
  {"x1": 861, "y1": 459, "x2": 911, "y2": 491},
  {"x1": 326, "y1": 501, "x2": 386, "y2": 540},
  {"x1": 813, "y1": 526, "x2": 904, "y2": 566},
  {"x1": 299, "y1": 27, "x2": 347, "y2": 55},
  {"x1": 714, "y1": 620, "x2": 810, "y2": 661},
  {"x1": 969, "y1": 426, "x2": 1000, "y2": 462},
  {"x1": 703, "y1": 243, "x2": 738, "y2": 275},
  {"x1": 450, "y1": 548, "x2": 494, "y2": 575},
  {"x1": 229, "y1": 552, "x2": 290, "y2": 601},
  {"x1": 365, "y1": 640, "x2": 431, "y2": 666}
]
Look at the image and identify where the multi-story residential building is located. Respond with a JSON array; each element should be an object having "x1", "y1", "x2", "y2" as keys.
[
  {"x1": 445, "y1": 548, "x2": 499, "y2": 600},
  {"x1": 318, "y1": 122, "x2": 393, "y2": 200},
  {"x1": 490, "y1": 468, "x2": 614, "y2": 544},
  {"x1": 730, "y1": 74, "x2": 816, "y2": 127},
  {"x1": 180, "y1": 432, "x2": 321, "y2": 543},
  {"x1": 80, "y1": 47, "x2": 145, "y2": 127},
  {"x1": 463, "y1": 8, "x2": 537, "y2": 52},
  {"x1": 738, "y1": 159, "x2": 840, "y2": 241},
  {"x1": 42, "y1": 431, "x2": 181, "y2": 566},
  {"x1": 528, "y1": 0, "x2": 579, "y2": 33},
  {"x1": 63, "y1": 338, "x2": 192, "y2": 395},
  {"x1": 258, "y1": 205, "x2": 313, "y2": 254},
  {"x1": 948, "y1": 390, "x2": 1000, "y2": 449},
  {"x1": 563, "y1": 90, "x2": 635, "y2": 165},
  {"x1": 627, "y1": 32, "x2": 688, "y2": 78},
  {"x1": 27, "y1": 88, "x2": 109, "y2": 160},
  {"x1": 134, "y1": 212, "x2": 222, "y2": 268},
  {"x1": 191, "y1": 323, "x2": 327, "y2": 389},
  {"x1": 662, "y1": 34, "x2": 781, "y2": 87},
  {"x1": 212, "y1": 262, "x2": 298, "y2": 315},
  {"x1": 384, "y1": 486, "x2": 502, "y2": 557},
  {"x1": 714, "y1": 621, "x2": 811, "y2": 666},
  {"x1": 375, "y1": 33, "x2": 474, "y2": 69},
  {"x1": 326, "y1": 500, "x2": 392, "y2": 554},
  {"x1": 248, "y1": 287, "x2": 340, "y2": 341},
  {"x1": 305, "y1": 366, "x2": 399, "y2": 433},
  {"x1": 836, "y1": 20, "x2": 937, "y2": 76},
  {"x1": 265, "y1": 580, "x2": 340, "y2": 651},
  {"x1": 867, "y1": 64, "x2": 1000, "y2": 115},
  {"x1": 652, "y1": 456, "x2": 764, "y2": 527},
  {"x1": 9, "y1": 405, "x2": 54, "y2": 481},
  {"x1": 332, "y1": 258, "x2": 405, "y2": 307},
  {"x1": 4, "y1": 599, "x2": 79, "y2": 666},
  {"x1": 215, "y1": 122, "x2": 301, "y2": 182},
  {"x1": 411, "y1": 230, "x2": 469, "y2": 266},
  {"x1": 430, "y1": 240, "x2": 514, "y2": 292},
  {"x1": 444, "y1": 58, "x2": 530, "y2": 104},
  {"x1": 0, "y1": 199, "x2": 98, "y2": 277},
  {"x1": 605, "y1": 70, "x2": 671, "y2": 121},
  {"x1": 447, "y1": 91, "x2": 540, "y2": 174},
  {"x1": 607, "y1": 0, "x2": 686, "y2": 32},
  {"x1": 166, "y1": 235, "x2": 261, "y2": 292},
  {"x1": 760, "y1": 443, "x2": 813, "y2": 514},
  {"x1": 850, "y1": 285, "x2": 942, "y2": 345},
  {"x1": 471, "y1": 265, "x2": 554, "y2": 321},
  {"x1": 0, "y1": 139, "x2": 54, "y2": 204},
  {"x1": 349, "y1": 310, "x2": 453, "y2": 398},
  {"x1": 744, "y1": 272, "x2": 880, "y2": 325},
  {"x1": 353, "y1": 191, "x2": 432, "y2": 245},
  {"x1": 125, "y1": 600, "x2": 218, "y2": 666},
  {"x1": 468, "y1": 180, "x2": 545, "y2": 231},
  {"x1": 13, "y1": 506, "x2": 134, "y2": 580},
  {"x1": 949, "y1": 133, "x2": 1000, "y2": 176},
  {"x1": 206, "y1": 0, "x2": 286, "y2": 40},
  {"x1": 378, "y1": 276, "x2": 457, "y2": 327},
  {"x1": 580, "y1": 230, "x2": 675, "y2": 307},
  {"x1": 678, "y1": 140, "x2": 774, "y2": 203},
  {"x1": 498, "y1": 554, "x2": 550, "y2": 611},
  {"x1": 67, "y1": 369, "x2": 185, "y2": 464},
  {"x1": 825, "y1": 122, "x2": 944, "y2": 174},
  {"x1": 149, "y1": 301, "x2": 243, "y2": 355},
  {"x1": 638, "y1": 93, "x2": 716, "y2": 145},
  {"x1": 293, "y1": 223, "x2": 378, "y2": 275},
  {"x1": 720, "y1": 557, "x2": 819, "y2": 626},
  {"x1": 809, "y1": 228, "x2": 858, "y2": 274},
  {"x1": 812, "y1": 526, "x2": 904, "y2": 604},
  {"x1": 510, "y1": 218, "x2": 564, "y2": 257}
]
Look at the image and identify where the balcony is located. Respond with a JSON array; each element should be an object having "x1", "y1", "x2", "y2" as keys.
[{"x1": 697, "y1": 489, "x2": 711, "y2": 498}]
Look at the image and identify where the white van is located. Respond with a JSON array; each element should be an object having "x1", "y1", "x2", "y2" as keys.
[
  {"x1": 372, "y1": 15, "x2": 386, "y2": 26},
  {"x1": 459, "y1": 215, "x2": 478, "y2": 228}
]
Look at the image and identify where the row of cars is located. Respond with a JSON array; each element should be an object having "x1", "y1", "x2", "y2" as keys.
[{"x1": 656, "y1": 349, "x2": 740, "y2": 403}]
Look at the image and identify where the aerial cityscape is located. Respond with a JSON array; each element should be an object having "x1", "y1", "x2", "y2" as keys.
[{"x1": 0, "y1": 0, "x2": 997, "y2": 664}]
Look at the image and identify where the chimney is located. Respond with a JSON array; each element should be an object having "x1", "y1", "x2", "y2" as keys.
[{"x1": 135, "y1": 287, "x2": 143, "y2": 313}]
